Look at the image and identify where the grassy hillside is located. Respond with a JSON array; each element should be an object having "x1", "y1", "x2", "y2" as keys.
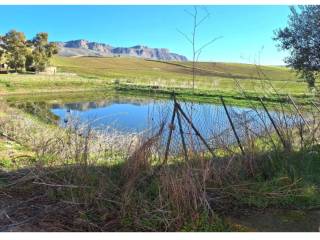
[
  {"x1": 53, "y1": 56, "x2": 298, "y2": 82},
  {"x1": 0, "y1": 56, "x2": 314, "y2": 104},
  {"x1": 52, "y1": 56, "x2": 310, "y2": 96}
]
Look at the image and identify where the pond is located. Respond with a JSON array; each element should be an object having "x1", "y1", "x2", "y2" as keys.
[
  {"x1": 49, "y1": 95, "x2": 295, "y2": 145},
  {"x1": 6, "y1": 92, "x2": 300, "y2": 154}
]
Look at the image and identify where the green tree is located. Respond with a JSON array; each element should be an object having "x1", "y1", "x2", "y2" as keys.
[
  {"x1": 29, "y1": 32, "x2": 58, "y2": 72},
  {"x1": 274, "y1": 6, "x2": 320, "y2": 89},
  {"x1": 0, "y1": 43, "x2": 6, "y2": 66},
  {"x1": 1, "y1": 30, "x2": 29, "y2": 72},
  {"x1": 0, "y1": 35, "x2": 5, "y2": 61}
]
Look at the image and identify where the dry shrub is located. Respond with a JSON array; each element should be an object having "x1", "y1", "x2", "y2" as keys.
[
  {"x1": 0, "y1": 105, "x2": 138, "y2": 168},
  {"x1": 158, "y1": 157, "x2": 215, "y2": 221},
  {"x1": 120, "y1": 125, "x2": 164, "y2": 213}
]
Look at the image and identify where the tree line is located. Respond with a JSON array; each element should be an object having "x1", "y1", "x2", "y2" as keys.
[{"x1": 0, "y1": 30, "x2": 58, "y2": 73}]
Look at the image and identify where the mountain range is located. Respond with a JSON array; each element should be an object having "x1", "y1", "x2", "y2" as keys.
[{"x1": 56, "y1": 40, "x2": 188, "y2": 61}]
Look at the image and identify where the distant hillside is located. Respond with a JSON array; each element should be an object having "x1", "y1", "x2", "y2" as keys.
[
  {"x1": 50, "y1": 55, "x2": 307, "y2": 97},
  {"x1": 52, "y1": 56, "x2": 300, "y2": 82},
  {"x1": 55, "y1": 40, "x2": 188, "y2": 61}
]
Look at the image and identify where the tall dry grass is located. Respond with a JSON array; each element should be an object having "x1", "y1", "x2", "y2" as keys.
[{"x1": 0, "y1": 97, "x2": 319, "y2": 231}]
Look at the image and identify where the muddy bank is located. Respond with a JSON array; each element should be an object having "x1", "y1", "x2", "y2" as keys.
[{"x1": 229, "y1": 209, "x2": 320, "y2": 232}]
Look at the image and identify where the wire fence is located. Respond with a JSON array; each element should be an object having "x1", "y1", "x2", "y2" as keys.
[{"x1": 142, "y1": 93, "x2": 320, "y2": 163}]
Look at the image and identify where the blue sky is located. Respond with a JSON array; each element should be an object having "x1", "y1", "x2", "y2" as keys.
[{"x1": 0, "y1": 5, "x2": 292, "y2": 65}]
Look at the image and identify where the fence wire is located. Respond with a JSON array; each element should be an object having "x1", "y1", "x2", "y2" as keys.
[{"x1": 144, "y1": 95, "x2": 320, "y2": 162}]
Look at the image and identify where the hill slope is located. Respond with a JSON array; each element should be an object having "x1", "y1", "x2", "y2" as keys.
[
  {"x1": 52, "y1": 56, "x2": 299, "y2": 81},
  {"x1": 0, "y1": 56, "x2": 311, "y2": 104},
  {"x1": 51, "y1": 56, "x2": 308, "y2": 96}
]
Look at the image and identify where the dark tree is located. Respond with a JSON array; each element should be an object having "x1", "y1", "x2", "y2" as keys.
[{"x1": 274, "y1": 6, "x2": 320, "y2": 88}]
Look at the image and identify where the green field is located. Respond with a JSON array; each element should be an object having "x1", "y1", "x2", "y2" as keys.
[
  {"x1": 0, "y1": 56, "x2": 315, "y2": 104},
  {"x1": 53, "y1": 56, "x2": 309, "y2": 95}
]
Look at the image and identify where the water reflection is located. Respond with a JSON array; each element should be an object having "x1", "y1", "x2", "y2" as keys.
[{"x1": 50, "y1": 97, "x2": 293, "y2": 139}]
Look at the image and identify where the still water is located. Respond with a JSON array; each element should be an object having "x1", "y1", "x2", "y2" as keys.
[{"x1": 49, "y1": 96, "x2": 290, "y2": 139}]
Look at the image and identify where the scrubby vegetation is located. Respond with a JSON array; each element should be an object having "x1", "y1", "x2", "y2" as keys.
[{"x1": 0, "y1": 96, "x2": 319, "y2": 231}]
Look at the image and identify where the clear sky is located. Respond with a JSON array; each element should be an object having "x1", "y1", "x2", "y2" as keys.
[{"x1": 0, "y1": 5, "x2": 292, "y2": 65}]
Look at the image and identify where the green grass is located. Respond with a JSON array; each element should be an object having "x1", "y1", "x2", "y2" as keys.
[
  {"x1": 52, "y1": 56, "x2": 311, "y2": 96},
  {"x1": 0, "y1": 137, "x2": 34, "y2": 169},
  {"x1": 53, "y1": 56, "x2": 299, "y2": 82},
  {"x1": 0, "y1": 56, "x2": 315, "y2": 105}
]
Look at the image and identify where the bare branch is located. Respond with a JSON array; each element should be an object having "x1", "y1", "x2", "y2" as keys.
[
  {"x1": 184, "y1": 9, "x2": 195, "y2": 18},
  {"x1": 177, "y1": 6, "x2": 221, "y2": 91},
  {"x1": 196, "y1": 12, "x2": 210, "y2": 28},
  {"x1": 176, "y1": 28, "x2": 193, "y2": 45},
  {"x1": 196, "y1": 50, "x2": 201, "y2": 61},
  {"x1": 195, "y1": 36, "x2": 223, "y2": 54}
]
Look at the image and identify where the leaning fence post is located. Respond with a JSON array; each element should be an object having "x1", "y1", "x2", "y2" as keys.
[
  {"x1": 175, "y1": 102, "x2": 215, "y2": 157},
  {"x1": 311, "y1": 101, "x2": 320, "y2": 113},
  {"x1": 176, "y1": 103, "x2": 189, "y2": 161},
  {"x1": 288, "y1": 95, "x2": 310, "y2": 131},
  {"x1": 164, "y1": 97, "x2": 177, "y2": 164},
  {"x1": 259, "y1": 98, "x2": 287, "y2": 149},
  {"x1": 220, "y1": 96, "x2": 245, "y2": 156}
]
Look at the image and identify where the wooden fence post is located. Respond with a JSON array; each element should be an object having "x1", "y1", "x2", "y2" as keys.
[
  {"x1": 220, "y1": 96, "x2": 245, "y2": 155},
  {"x1": 259, "y1": 98, "x2": 288, "y2": 149}
]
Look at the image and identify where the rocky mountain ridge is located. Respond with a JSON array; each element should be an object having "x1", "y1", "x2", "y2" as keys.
[{"x1": 56, "y1": 40, "x2": 188, "y2": 61}]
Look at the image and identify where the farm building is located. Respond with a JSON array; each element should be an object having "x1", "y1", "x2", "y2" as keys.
[
  {"x1": 0, "y1": 63, "x2": 8, "y2": 72},
  {"x1": 39, "y1": 66, "x2": 57, "y2": 75}
]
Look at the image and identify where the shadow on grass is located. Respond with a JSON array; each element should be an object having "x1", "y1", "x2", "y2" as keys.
[{"x1": 0, "y1": 145, "x2": 319, "y2": 232}]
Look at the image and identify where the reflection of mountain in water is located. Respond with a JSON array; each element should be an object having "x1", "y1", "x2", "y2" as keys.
[
  {"x1": 49, "y1": 95, "x2": 298, "y2": 150},
  {"x1": 51, "y1": 97, "x2": 156, "y2": 111}
]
